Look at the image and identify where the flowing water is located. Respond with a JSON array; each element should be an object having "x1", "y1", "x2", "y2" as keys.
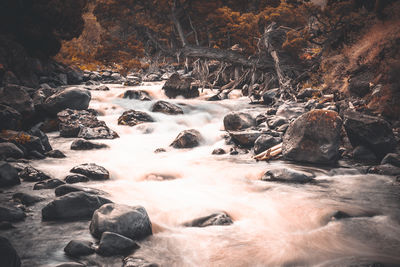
[{"x1": 4, "y1": 82, "x2": 400, "y2": 266}]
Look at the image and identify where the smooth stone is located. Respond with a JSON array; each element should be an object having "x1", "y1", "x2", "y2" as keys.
[
  {"x1": 170, "y1": 129, "x2": 203, "y2": 149},
  {"x1": 96, "y1": 231, "x2": 139, "y2": 256},
  {"x1": 381, "y1": 153, "x2": 400, "y2": 168},
  {"x1": 0, "y1": 143, "x2": 24, "y2": 159},
  {"x1": 223, "y1": 112, "x2": 255, "y2": 131},
  {"x1": 0, "y1": 237, "x2": 21, "y2": 267},
  {"x1": 64, "y1": 174, "x2": 90, "y2": 184},
  {"x1": 262, "y1": 168, "x2": 314, "y2": 183},
  {"x1": 0, "y1": 206, "x2": 26, "y2": 222},
  {"x1": 70, "y1": 163, "x2": 110, "y2": 180},
  {"x1": 70, "y1": 139, "x2": 108, "y2": 150},
  {"x1": 0, "y1": 162, "x2": 20, "y2": 187},
  {"x1": 45, "y1": 150, "x2": 66, "y2": 158},
  {"x1": 212, "y1": 148, "x2": 226, "y2": 155},
  {"x1": 118, "y1": 110, "x2": 154, "y2": 127},
  {"x1": 151, "y1": 101, "x2": 183, "y2": 115},
  {"x1": 12, "y1": 193, "x2": 44, "y2": 206},
  {"x1": 19, "y1": 166, "x2": 51, "y2": 182},
  {"x1": 64, "y1": 240, "x2": 95, "y2": 257},
  {"x1": 55, "y1": 184, "x2": 103, "y2": 197},
  {"x1": 33, "y1": 179, "x2": 65, "y2": 190}
]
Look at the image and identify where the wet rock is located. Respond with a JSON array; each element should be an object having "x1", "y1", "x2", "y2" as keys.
[
  {"x1": 0, "y1": 84, "x2": 34, "y2": 115},
  {"x1": 42, "y1": 191, "x2": 112, "y2": 221},
  {"x1": 0, "y1": 162, "x2": 20, "y2": 187},
  {"x1": 55, "y1": 184, "x2": 103, "y2": 197},
  {"x1": 228, "y1": 131, "x2": 263, "y2": 147},
  {"x1": 330, "y1": 211, "x2": 351, "y2": 221},
  {"x1": 45, "y1": 150, "x2": 66, "y2": 158},
  {"x1": 0, "y1": 237, "x2": 21, "y2": 267},
  {"x1": 170, "y1": 129, "x2": 203, "y2": 149},
  {"x1": 297, "y1": 88, "x2": 321, "y2": 99},
  {"x1": 212, "y1": 148, "x2": 226, "y2": 155},
  {"x1": 64, "y1": 240, "x2": 94, "y2": 257},
  {"x1": 90, "y1": 203, "x2": 152, "y2": 240},
  {"x1": 154, "y1": 148, "x2": 166, "y2": 153},
  {"x1": 254, "y1": 135, "x2": 281, "y2": 155},
  {"x1": 19, "y1": 166, "x2": 51, "y2": 182},
  {"x1": 262, "y1": 88, "x2": 280, "y2": 105},
  {"x1": 381, "y1": 153, "x2": 400, "y2": 168},
  {"x1": 58, "y1": 109, "x2": 118, "y2": 139},
  {"x1": 267, "y1": 116, "x2": 288, "y2": 129},
  {"x1": 96, "y1": 232, "x2": 139, "y2": 256},
  {"x1": 162, "y1": 73, "x2": 199, "y2": 99},
  {"x1": 151, "y1": 101, "x2": 183, "y2": 115},
  {"x1": 64, "y1": 174, "x2": 90, "y2": 184},
  {"x1": 0, "y1": 104, "x2": 21, "y2": 130},
  {"x1": 262, "y1": 168, "x2": 314, "y2": 183},
  {"x1": 92, "y1": 85, "x2": 109, "y2": 91},
  {"x1": 0, "y1": 143, "x2": 24, "y2": 159},
  {"x1": 343, "y1": 111, "x2": 396, "y2": 159},
  {"x1": 276, "y1": 103, "x2": 306, "y2": 120},
  {"x1": 0, "y1": 221, "x2": 14, "y2": 230},
  {"x1": 12, "y1": 192, "x2": 44, "y2": 206},
  {"x1": 352, "y1": 146, "x2": 377, "y2": 162},
  {"x1": 43, "y1": 87, "x2": 91, "y2": 115},
  {"x1": 282, "y1": 110, "x2": 342, "y2": 164},
  {"x1": 70, "y1": 139, "x2": 108, "y2": 150},
  {"x1": 183, "y1": 212, "x2": 233, "y2": 227},
  {"x1": 367, "y1": 164, "x2": 400, "y2": 176},
  {"x1": 0, "y1": 130, "x2": 48, "y2": 155},
  {"x1": 0, "y1": 206, "x2": 26, "y2": 222},
  {"x1": 123, "y1": 257, "x2": 159, "y2": 267},
  {"x1": 33, "y1": 179, "x2": 65, "y2": 190},
  {"x1": 143, "y1": 73, "x2": 161, "y2": 82},
  {"x1": 122, "y1": 90, "x2": 151, "y2": 101},
  {"x1": 118, "y1": 110, "x2": 154, "y2": 127},
  {"x1": 223, "y1": 112, "x2": 255, "y2": 131},
  {"x1": 123, "y1": 80, "x2": 141, "y2": 87},
  {"x1": 70, "y1": 163, "x2": 110, "y2": 181}
]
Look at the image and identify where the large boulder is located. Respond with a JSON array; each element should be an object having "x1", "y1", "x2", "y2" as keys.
[
  {"x1": 0, "y1": 237, "x2": 21, "y2": 267},
  {"x1": 0, "y1": 104, "x2": 21, "y2": 130},
  {"x1": 0, "y1": 162, "x2": 20, "y2": 187},
  {"x1": 151, "y1": 101, "x2": 183, "y2": 115},
  {"x1": 0, "y1": 143, "x2": 24, "y2": 160},
  {"x1": 58, "y1": 109, "x2": 118, "y2": 139},
  {"x1": 162, "y1": 73, "x2": 199, "y2": 99},
  {"x1": 183, "y1": 212, "x2": 233, "y2": 227},
  {"x1": 223, "y1": 112, "x2": 255, "y2": 131},
  {"x1": 262, "y1": 168, "x2": 314, "y2": 183},
  {"x1": 170, "y1": 129, "x2": 203, "y2": 149},
  {"x1": 282, "y1": 110, "x2": 342, "y2": 164},
  {"x1": 43, "y1": 87, "x2": 91, "y2": 115},
  {"x1": 90, "y1": 203, "x2": 152, "y2": 240},
  {"x1": 343, "y1": 111, "x2": 396, "y2": 159},
  {"x1": 70, "y1": 163, "x2": 110, "y2": 180},
  {"x1": 42, "y1": 192, "x2": 112, "y2": 221},
  {"x1": 118, "y1": 110, "x2": 154, "y2": 127},
  {"x1": 96, "y1": 232, "x2": 139, "y2": 256},
  {"x1": 0, "y1": 84, "x2": 34, "y2": 115}
]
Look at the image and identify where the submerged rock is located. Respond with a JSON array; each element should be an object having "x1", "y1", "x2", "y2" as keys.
[
  {"x1": 64, "y1": 240, "x2": 95, "y2": 257},
  {"x1": 282, "y1": 110, "x2": 342, "y2": 164},
  {"x1": 183, "y1": 212, "x2": 233, "y2": 227},
  {"x1": 0, "y1": 162, "x2": 20, "y2": 187},
  {"x1": 70, "y1": 139, "x2": 108, "y2": 150},
  {"x1": 96, "y1": 232, "x2": 139, "y2": 256},
  {"x1": 0, "y1": 237, "x2": 21, "y2": 267},
  {"x1": 162, "y1": 73, "x2": 199, "y2": 99},
  {"x1": 118, "y1": 110, "x2": 154, "y2": 126},
  {"x1": 344, "y1": 111, "x2": 396, "y2": 159},
  {"x1": 70, "y1": 163, "x2": 110, "y2": 180},
  {"x1": 12, "y1": 192, "x2": 44, "y2": 206},
  {"x1": 151, "y1": 101, "x2": 183, "y2": 115},
  {"x1": 42, "y1": 192, "x2": 112, "y2": 221},
  {"x1": 262, "y1": 168, "x2": 314, "y2": 183},
  {"x1": 223, "y1": 112, "x2": 255, "y2": 131},
  {"x1": 170, "y1": 129, "x2": 203, "y2": 149},
  {"x1": 33, "y1": 179, "x2": 65, "y2": 190},
  {"x1": 90, "y1": 203, "x2": 152, "y2": 240}
]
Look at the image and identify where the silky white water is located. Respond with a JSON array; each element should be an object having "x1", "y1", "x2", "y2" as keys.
[{"x1": 30, "y1": 82, "x2": 400, "y2": 266}]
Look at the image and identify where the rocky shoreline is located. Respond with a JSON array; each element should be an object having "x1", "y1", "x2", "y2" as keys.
[{"x1": 1, "y1": 68, "x2": 400, "y2": 266}]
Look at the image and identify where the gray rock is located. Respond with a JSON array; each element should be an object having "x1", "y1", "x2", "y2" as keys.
[
  {"x1": 122, "y1": 90, "x2": 151, "y2": 101},
  {"x1": 183, "y1": 212, "x2": 233, "y2": 227},
  {"x1": 19, "y1": 166, "x2": 51, "y2": 182},
  {"x1": 283, "y1": 110, "x2": 342, "y2": 164},
  {"x1": 0, "y1": 104, "x2": 21, "y2": 130},
  {"x1": 90, "y1": 203, "x2": 152, "y2": 240},
  {"x1": 223, "y1": 112, "x2": 255, "y2": 131},
  {"x1": 267, "y1": 116, "x2": 288, "y2": 129},
  {"x1": 0, "y1": 84, "x2": 34, "y2": 115},
  {"x1": 0, "y1": 162, "x2": 20, "y2": 187},
  {"x1": 0, "y1": 237, "x2": 21, "y2": 267},
  {"x1": 33, "y1": 179, "x2": 65, "y2": 190},
  {"x1": 96, "y1": 232, "x2": 139, "y2": 256},
  {"x1": 297, "y1": 88, "x2": 321, "y2": 99},
  {"x1": 262, "y1": 168, "x2": 314, "y2": 183},
  {"x1": 368, "y1": 164, "x2": 400, "y2": 176},
  {"x1": 254, "y1": 135, "x2": 281, "y2": 155},
  {"x1": 55, "y1": 184, "x2": 103, "y2": 197},
  {"x1": 212, "y1": 148, "x2": 226, "y2": 155},
  {"x1": 12, "y1": 192, "x2": 44, "y2": 206},
  {"x1": 45, "y1": 150, "x2": 66, "y2": 158},
  {"x1": 381, "y1": 153, "x2": 400, "y2": 168},
  {"x1": 42, "y1": 191, "x2": 112, "y2": 221},
  {"x1": 170, "y1": 129, "x2": 203, "y2": 149},
  {"x1": 64, "y1": 240, "x2": 94, "y2": 257},
  {"x1": 276, "y1": 103, "x2": 306, "y2": 120},
  {"x1": 0, "y1": 143, "x2": 24, "y2": 159},
  {"x1": 262, "y1": 88, "x2": 280, "y2": 105},
  {"x1": 64, "y1": 174, "x2": 90, "y2": 184},
  {"x1": 162, "y1": 73, "x2": 199, "y2": 99},
  {"x1": 70, "y1": 139, "x2": 108, "y2": 150},
  {"x1": 228, "y1": 131, "x2": 263, "y2": 147},
  {"x1": 118, "y1": 110, "x2": 154, "y2": 127},
  {"x1": 353, "y1": 146, "x2": 377, "y2": 162},
  {"x1": 78, "y1": 126, "x2": 119, "y2": 140},
  {"x1": 151, "y1": 101, "x2": 183, "y2": 115},
  {"x1": 0, "y1": 206, "x2": 26, "y2": 222},
  {"x1": 70, "y1": 163, "x2": 110, "y2": 180},
  {"x1": 123, "y1": 257, "x2": 159, "y2": 267},
  {"x1": 44, "y1": 88, "x2": 91, "y2": 115}
]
